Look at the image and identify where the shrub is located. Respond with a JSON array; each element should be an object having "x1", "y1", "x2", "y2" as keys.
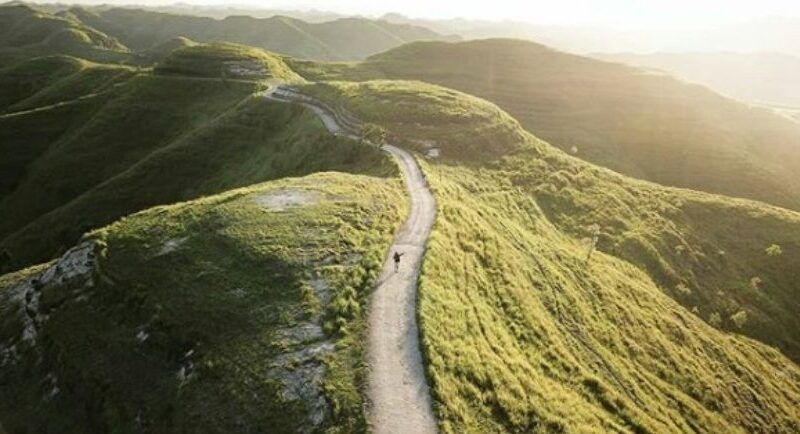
[
  {"x1": 709, "y1": 312, "x2": 722, "y2": 328},
  {"x1": 730, "y1": 310, "x2": 748, "y2": 329},
  {"x1": 360, "y1": 123, "x2": 387, "y2": 146},
  {"x1": 765, "y1": 244, "x2": 783, "y2": 257},
  {"x1": 675, "y1": 283, "x2": 692, "y2": 297}
]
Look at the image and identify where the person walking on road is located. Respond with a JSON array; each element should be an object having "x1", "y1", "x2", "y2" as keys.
[{"x1": 393, "y1": 251, "x2": 405, "y2": 273}]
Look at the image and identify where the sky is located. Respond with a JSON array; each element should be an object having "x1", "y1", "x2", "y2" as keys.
[{"x1": 28, "y1": 0, "x2": 800, "y2": 28}]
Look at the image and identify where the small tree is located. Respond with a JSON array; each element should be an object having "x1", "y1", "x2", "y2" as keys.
[
  {"x1": 750, "y1": 276, "x2": 762, "y2": 290},
  {"x1": 730, "y1": 310, "x2": 748, "y2": 328},
  {"x1": 765, "y1": 244, "x2": 783, "y2": 257},
  {"x1": 360, "y1": 123, "x2": 387, "y2": 147}
]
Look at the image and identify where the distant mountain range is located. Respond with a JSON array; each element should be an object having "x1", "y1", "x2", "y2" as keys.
[
  {"x1": 9, "y1": 2, "x2": 800, "y2": 57},
  {"x1": 594, "y1": 51, "x2": 800, "y2": 108},
  {"x1": 380, "y1": 13, "x2": 800, "y2": 57},
  {"x1": 0, "y1": 3, "x2": 459, "y2": 63}
]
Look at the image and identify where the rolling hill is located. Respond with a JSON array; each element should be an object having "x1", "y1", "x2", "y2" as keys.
[
  {"x1": 63, "y1": 6, "x2": 458, "y2": 61},
  {"x1": 1, "y1": 32, "x2": 799, "y2": 434},
  {"x1": 0, "y1": 4, "x2": 128, "y2": 64},
  {"x1": 0, "y1": 43, "x2": 391, "y2": 271},
  {"x1": 0, "y1": 55, "x2": 134, "y2": 113},
  {"x1": 302, "y1": 78, "x2": 800, "y2": 432},
  {"x1": 290, "y1": 38, "x2": 800, "y2": 211},
  {"x1": 0, "y1": 172, "x2": 405, "y2": 433},
  {"x1": 595, "y1": 51, "x2": 800, "y2": 108}
]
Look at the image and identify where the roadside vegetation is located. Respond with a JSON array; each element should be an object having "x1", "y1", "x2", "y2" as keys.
[
  {"x1": 302, "y1": 75, "x2": 800, "y2": 365},
  {"x1": 416, "y1": 157, "x2": 800, "y2": 432},
  {"x1": 0, "y1": 173, "x2": 406, "y2": 433},
  {"x1": 302, "y1": 78, "x2": 800, "y2": 431}
]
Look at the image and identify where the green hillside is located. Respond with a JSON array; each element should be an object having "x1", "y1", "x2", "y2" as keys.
[
  {"x1": 0, "y1": 172, "x2": 406, "y2": 433},
  {"x1": 0, "y1": 55, "x2": 84, "y2": 109},
  {"x1": 135, "y1": 35, "x2": 196, "y2": 64},
  {"x1": 0, "y1": 4, "x2": 128, "y2": 64},
  {"x1": 302, "y1": 80, "x2": 800, "y2": 431},
  {"x1": 302, "y1": 80, "x2": 525, "y2": 160},
  {"x1": 0, "y1": 44, "x2": 390, "y2": 270},
  {"x1": 419, "y1": 156, "x2": 800, "y2": 433},
  {"x1": 291, "y1": 38, "x2": 800, "y2": 211},
  {"x1": 154, "y1": 42, "x2": 302, "y2": 80},
  {"x1": 66, "y1": 6, "x2": 457, "y2": 61},
  {"x1": 1, "y1": 30, "x2": 799, "y2": 434},
  {"x1": 0, "y1": 55, "x2": 134, "y2": 112}
]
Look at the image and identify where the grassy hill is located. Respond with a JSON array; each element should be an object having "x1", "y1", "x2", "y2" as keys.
[
  {"x1": 0, "y1": 55, "x2": 134, "y2": 112},
  {"x1": 0, "y1": 172, "x2": 406, "y2": 433},
  {"x1": 134, "y1": 35, "x2": 196, "y2": 64},
  {"x1": 0, "y1": 44, "x2": 391, "y2": 270},
  {"x1": 291, "y1": 39, "x2": 800, "y2": 211},
  {"x1": 302, "y1": 79, "x2": 800, "y2": 431},
  {"x1": 418, "y1": 155, "x2": 800, "y2": 433},
  {"x1": 0, "y1": 4, "x2": 128, "y2": 64},
  {"x1": 301, "y1": 80, "x2": 525, "y2": 161},
  {"x1": 154, "y1": 42, "x2": 301, "y2": 80},
  {"x1": 65, "y1": 6, "x2": 457, "y2": 61},
  {"x1": 2, "y1": 33, "x2": 800, "y2": 433}
]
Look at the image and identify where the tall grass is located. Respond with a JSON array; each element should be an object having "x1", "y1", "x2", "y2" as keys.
[
  {"x1": 417, "y1": 157, "x2": 800, "y2": 433},
  {"x1": 0, "y1": 172, "x2": 407, "y2": 433}
]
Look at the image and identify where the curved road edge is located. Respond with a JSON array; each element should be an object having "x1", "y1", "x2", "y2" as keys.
[{"x1": 262, "y1": 88, "x2": 438, "y2": 434}]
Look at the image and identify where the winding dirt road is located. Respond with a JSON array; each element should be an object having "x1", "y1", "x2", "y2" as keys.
[
  {"x1": 264, "y1": 88, "x2": 438, "y2": 433},
  {"x1": 365, "y1": 143, "x2": 437, "y2": 434}
]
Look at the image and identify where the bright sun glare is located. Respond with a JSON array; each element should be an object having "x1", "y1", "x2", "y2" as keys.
[{"x1": 59, "y1": 0, "x2": 800, "y2": 27}]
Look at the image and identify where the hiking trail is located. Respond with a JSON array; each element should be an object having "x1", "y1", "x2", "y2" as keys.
[{"x1": 264, "y1": 86, "x2": 438, "y2": 433}]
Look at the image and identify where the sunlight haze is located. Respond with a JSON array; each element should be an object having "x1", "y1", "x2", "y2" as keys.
[{"x1": 28, "y1": 0, "x2": 800, "y2": 27}]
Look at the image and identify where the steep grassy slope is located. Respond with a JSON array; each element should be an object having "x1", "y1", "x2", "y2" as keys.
[
  {"x1": 418, "y1": 157, "x2": 800, "y2": 433},
  {"x1": 298, "y1": 80, "x2": 800, "y2": 431},
  {"x1": 0, "y1": 56, "x2": 136, "y2": 202},
  {"x1": 0, "y1": 96, "x2": 394, "y2": 271},
  {"x1": 0, "y1": 4, "x2": 128, "y2": 64},
  {"x1": 0, "y1": 172, "x2": 406, "y2": 433},
  {"x1": 0, "y1": 55, "x2": 134, "y2": 112},
  {"x1": 0, "y1": 55, "x2": 84, "y2": 109},
  {"x1": 292, "y1": 39, "x2": 800, "y2": 211},
  {"x1": 0, "y1": 73, "x2": 255, "y2": 241},
  {"x1": 67, "y1": 6, "x2": 456, "y2": 61},
  {"x1": 0, "y1": 43, "x2": 395, "y2": 270}
]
